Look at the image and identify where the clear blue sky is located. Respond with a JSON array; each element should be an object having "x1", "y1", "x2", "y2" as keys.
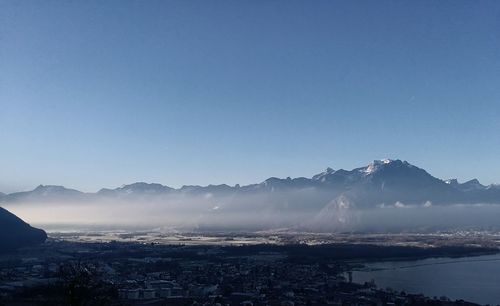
[{"x1": 1, "y1": 1, "x2": 499, "y2": 193}]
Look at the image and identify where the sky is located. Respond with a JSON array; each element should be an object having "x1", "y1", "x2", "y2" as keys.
[{"x1": 1, "y1": 0, "x2": 500, "y2": 193}]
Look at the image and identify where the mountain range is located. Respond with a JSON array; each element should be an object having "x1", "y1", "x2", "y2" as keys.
[{"x1": 1, "y1": 159, "x2": 499, "y2": 207}]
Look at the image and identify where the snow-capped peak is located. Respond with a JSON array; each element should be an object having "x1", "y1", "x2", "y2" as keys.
[
  {"x1": 312, "y1": 167, "x2": 336, "y2": 181},
  {"x1": 363, "y1": 159, "x2": 394, "y2": 174},
  {"x1": 445, "y1": 179, "x2": 459, "y2": 185}
]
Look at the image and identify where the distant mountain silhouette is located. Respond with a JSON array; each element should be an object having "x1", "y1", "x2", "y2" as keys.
[
  {"x1": 0, "y1": 207, "x2": 47, "y2": 252},
  {"x1": 1, "y1": 159, "x2": 500, "y2": 208},
  {"x1": 97, "y1": 182, "x2": 174, "y2": 199},
  {"x1": 1, "y1": 185, "x2": 86, "y2": 203}
]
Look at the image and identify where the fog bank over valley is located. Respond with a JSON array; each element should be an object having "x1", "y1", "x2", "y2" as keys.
[{"x1": 3, "y1": 160, "x2": 500, "y2": 233}]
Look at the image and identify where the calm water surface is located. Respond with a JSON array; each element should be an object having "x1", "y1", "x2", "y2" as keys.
[{"x1": 353, "y1": 254, "x2": 500, "y2": 305}]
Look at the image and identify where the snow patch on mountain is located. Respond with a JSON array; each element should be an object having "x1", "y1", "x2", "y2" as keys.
[
  {"x1": 363, "y1": 159, "x2": 394, "y2": 175},
  {"x1": 311, "y1": 167, "x2": 336, "y2": 181}
]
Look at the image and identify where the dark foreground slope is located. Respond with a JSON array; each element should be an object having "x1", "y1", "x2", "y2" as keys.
[{"x1": 0, "y1": 207, "x2": 46, "y2": 252}]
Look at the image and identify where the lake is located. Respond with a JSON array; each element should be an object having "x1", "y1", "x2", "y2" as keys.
[{"x1": 353, "y1": 254, "x2": 500, "y2": 305}]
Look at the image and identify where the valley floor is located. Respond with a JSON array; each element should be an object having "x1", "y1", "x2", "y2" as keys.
[{"x1": 0, "y1": 232, "x2": 498, "y2": 305}]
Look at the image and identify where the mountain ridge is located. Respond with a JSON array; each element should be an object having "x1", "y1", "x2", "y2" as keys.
[{"x1": 1, "y1": 159, "x2": 499, "y2": 207}]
